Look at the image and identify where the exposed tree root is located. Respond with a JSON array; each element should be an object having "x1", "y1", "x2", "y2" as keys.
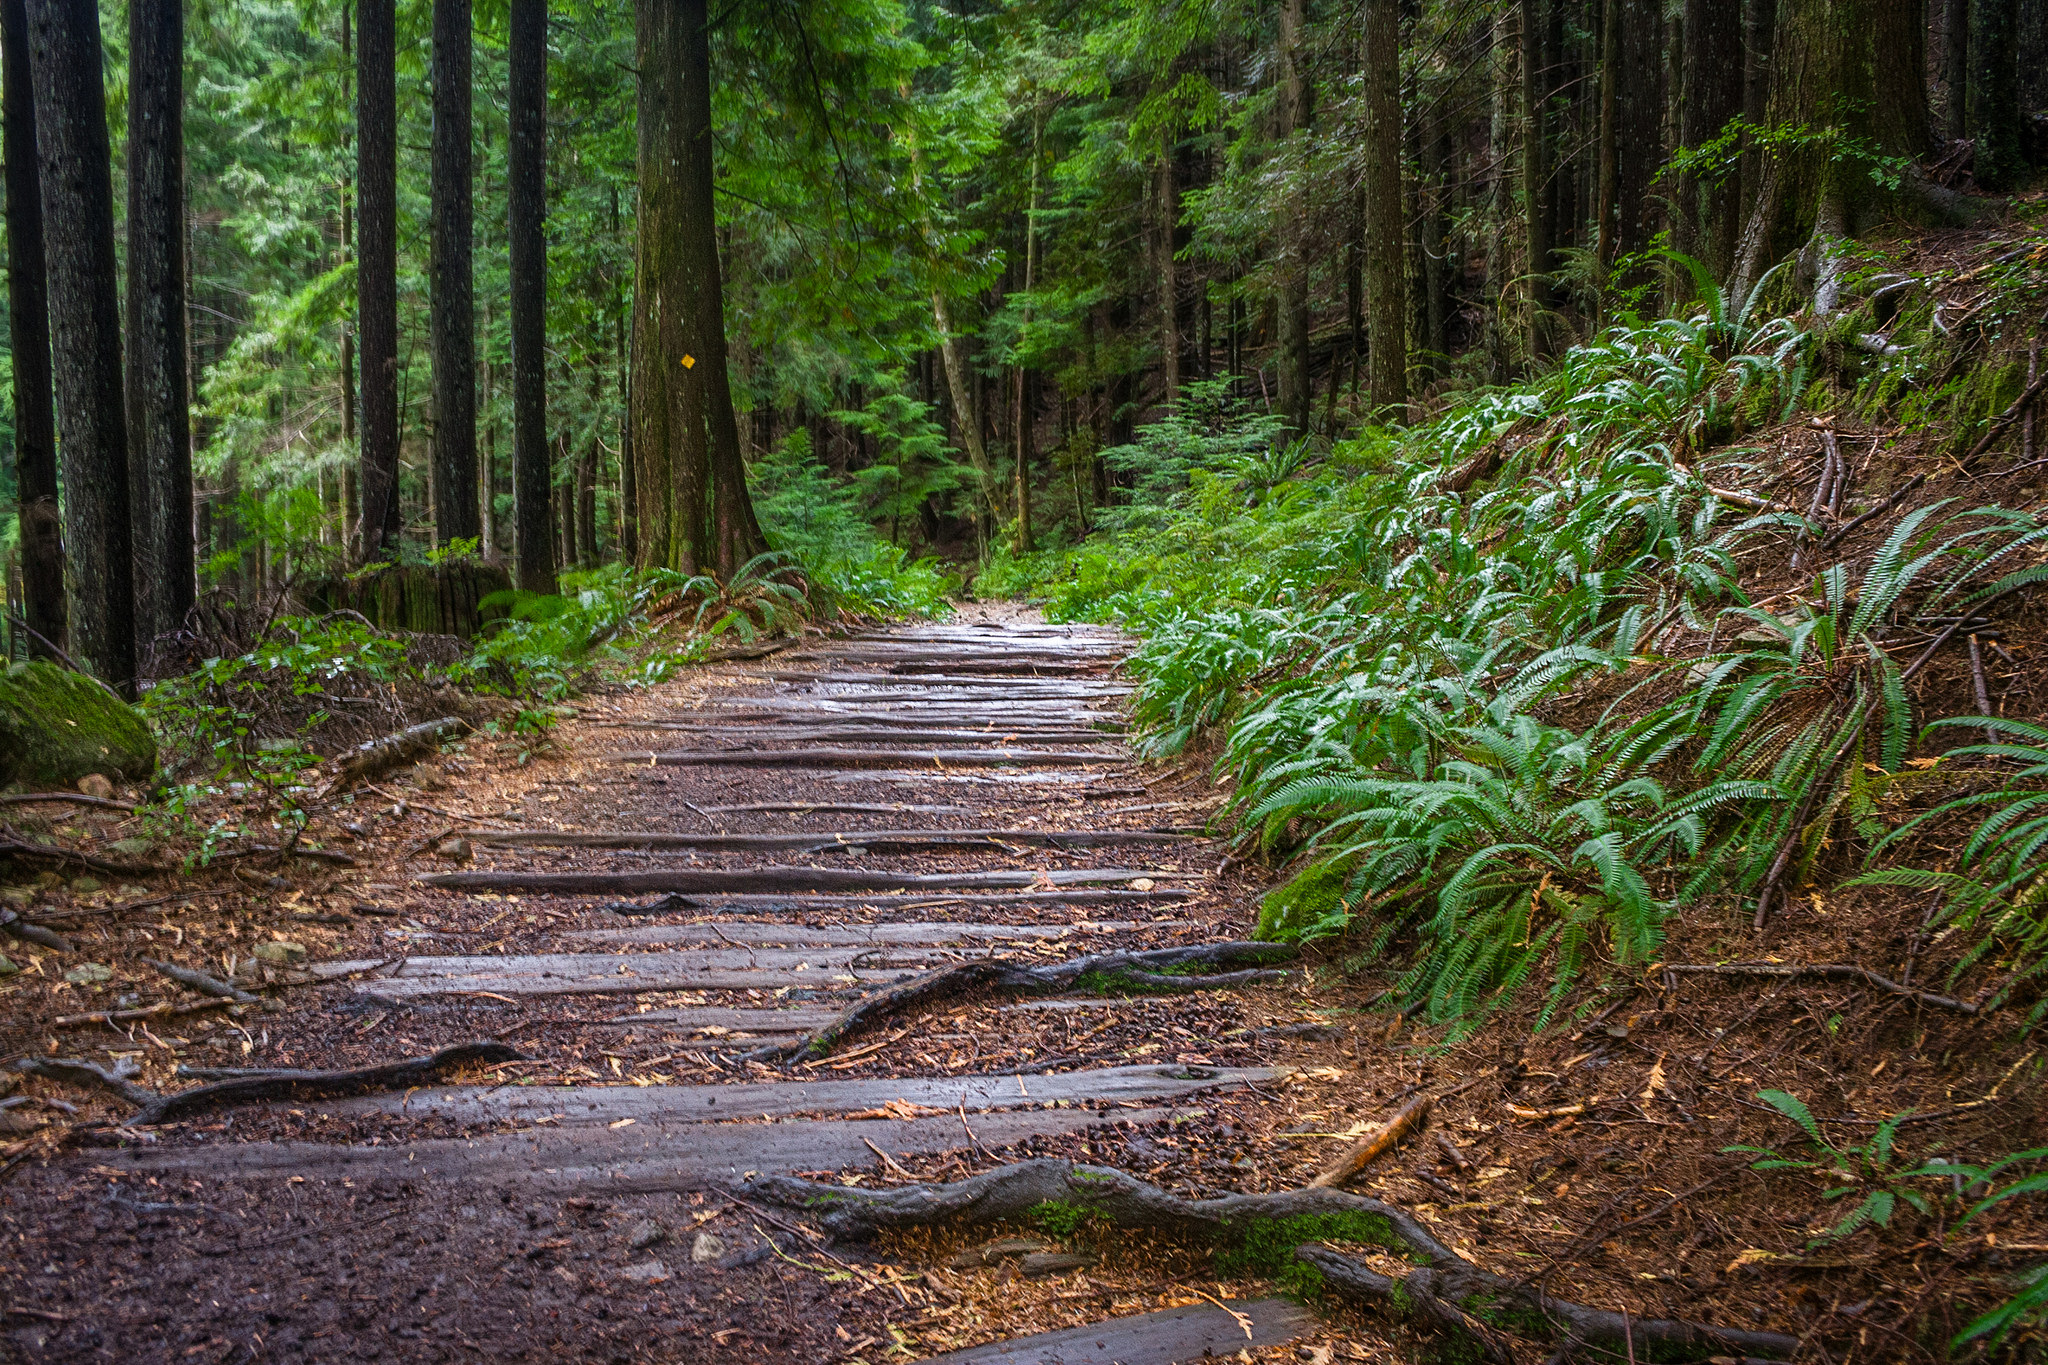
[
  {"x1": 321, "y1": 716, "x2": 467, "y2": 793},
  {"x1": 143, "y1": 958, "x2": 263, "y2": 1005},
  {"x1": 127, "y1": 1042, "x2": 524, "y2": 1126},
  {"x1": 744, "y1": 942, "x2": 1295, "y2": 1063},
  {"x1": 745, "y1": 1159, "x2": 1797, "y2": 1364},
  {"x1": 0, "y1": 791, "x2": 137, "y2": 812},
  {"x1": 1663, "y1": 961, "x2": 1979, "y2": 1014},
  {"x1": 0, "y1": 840, "x2": 162, "y2": 877},
  {"x1": 13, "y1": 1056, "x2": 158, "y2": 1109}
]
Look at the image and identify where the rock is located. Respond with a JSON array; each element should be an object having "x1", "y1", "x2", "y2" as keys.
[
  {"x1": 1129, "y1": 877, "x2": 1156, "y2": 891},
  {"x1": 76, "y1": 773, "x2": 114, "y2": 800},
  {"x1": 619, "y1": 1260, "x2": 669, "y2": 1283},
  {"x1": 103, "y1": 838, "x2": 154, "y2": 859},
  {"x1": 2, "y1": 887, "x2": 36, "y2": 908},
  {"x1": 253, "y1": 941, "x2": 308, "y2": 964},
  {"x1": 0, "y1": 954, "x2": 16, "y2": 978},
  {"x1": 688, "y1": 1232, "x2": 725, "y2": 1264},
  {"x1": 69, "y1": 877, "x2": 101, "y2": 893},
  {"x1": 0, "y1": 662, "x2": 156, "y2": 790},
  {"x1": 1018, "y1": 1251, "x2": 1098, "y2": 1277},
  {"x1": 63, "y1": 962, "x2": 113, "y2": 985},
  {"x1": 435, "y1": 838, "x2": 473, "y2": 862},
  {"x1": 0, "y1": 1070, "x2": 16, "y2": 1096},
  {"x1": 625, "y1": 1221, "x2": 667, "y2": 1252}
]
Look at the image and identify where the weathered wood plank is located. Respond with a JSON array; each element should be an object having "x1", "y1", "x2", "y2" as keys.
[
  {"x1": 565, "y1": 919, "x2": 1164, "y2": 946},
  {"x1": 456, "y1": 827, "x2": 1198, "y2": 854},
  {"x1": 916, "y1": 1300, "x2": 1317, "y2": 1364},
  {"x1": 415, "y1": 866, "x2": 1188, "y2": 896},
  {"x1": 612, "y1": 748, "x2": 1129, "y2": 769},
  {"x1": 599, "y1": 888, "x2": 1197, "y2": 914}
]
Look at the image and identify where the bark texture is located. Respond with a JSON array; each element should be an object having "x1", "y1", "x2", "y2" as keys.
[
  {"x1": 125, "y1": 0, "x2": 195, "y2": 654},
  {"x1": 25, "y1": 0, "x2": 134, "y2": 691},
  {"x1": 1967, "y1": 0, "x2": 2022, "y2": 187},
  {"x1": 1274, "y1": 0, "x2": 1311, "y2": 436},
  {"x1": 507, "y1": 0, "x2": 553, "y2": 593},
  {"x1": 1677, "y1": 0, "x2": 1743, "y2": 277},
  {"x1": 631, "y1": 0, "x2": 765, "y2": 578},
  {"x1": 1363, "y1": 0, "x2": 1407, "y2": 412},
  {"x1": 356, "y1": 0, "x2": 400, "y2": 555},
  {"x1": 430, "y1": 0, "x2": 478, "y2": 546},
  {"x1": 2, "y1": 0, "x2": 63, "y2": 660}
]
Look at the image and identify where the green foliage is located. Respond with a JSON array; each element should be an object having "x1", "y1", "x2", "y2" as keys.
[
  {"x1": 1214, "y1": 1210, "x2": 1405, "y2": 1298},
  {"x1": 1025, "y1": 1200, "x2": 1095, "y2": 1237}
]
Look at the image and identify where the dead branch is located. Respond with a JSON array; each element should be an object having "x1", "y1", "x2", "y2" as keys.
[
  {"x1": 1308, "y1": 1094, "x2": 1432, "y2": 1188},
  {"x1": 52, "y1": 999, "x2": 238, "y2": 1029},
  {"x1": 1662, "y1": 962, "x2": 1979, "y2": 1014},
  {"x1": 0, "y1": 840, "x2": 163, "y2": 877},
  {"x1": 141, "y1": 958, "x2": 263, "y2": 1005},
  {"x1": 127, "y1": 1041, "x2": 524, "y2": 1126},
  {"x1": 0, "y1": 792, "x2": 136, "y2": 812},
  {"x1": 320, "y1": 716, "x2": 468, "y2": 793},
  {"x1": 13, "y1": 1056, "x2": 158, "y2": 1109},
  {"x1": 1818, "y1": 472, "x2": 1928, "y2": 550},
  {"x1": 604, "y1": 887, "x2": 1194, "y2": 915},
  {"x1": 1, "y1": 911, "x2": 74, "y2": 954},
  {"x1": 1963, "y1": 370, "x2": 2048, "y2": 465},
  {"x1": 744, "y1": 942, "x2": 1297, "y2": 1064}
]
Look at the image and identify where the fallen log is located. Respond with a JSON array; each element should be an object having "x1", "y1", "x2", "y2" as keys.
[
  {"x1": 321, "y1": 716, "x2": 467, "y2": 792},
  {"x1": 613, "y1": 747, "x2": 1128, "y2": 769},
  {"x1": 417, "y1": 866, "x2": 1184, "y2": 896},
  {"x1": 455, "y1": 827, "x2": 1200, "y2": 854},
  {"x1": 125, "y1": 1041, "x2": 524, "y2": 1126},
  {"x1": 143, "y1": 957, "x2": 263, "y2": 1005},
  {"x1": 745, "y1": 942, "x2": 1296, "y2": 1063},
  {"x1": 745, "y1": 1160, "x2": 1796, "y2": 1364}
]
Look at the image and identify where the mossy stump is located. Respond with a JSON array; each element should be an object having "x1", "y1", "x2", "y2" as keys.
[
  {"x1": 0, "y1": 662, "x2": 157, "y2": 789},
  {"x1": 304, "y1": 563, "x2": 513, "y2": 638}
]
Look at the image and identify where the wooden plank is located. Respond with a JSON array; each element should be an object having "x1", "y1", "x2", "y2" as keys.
[
  {"x1": 586, "y1": 725, "x2": 1122, "y2": 744},
  {"x1": 456, "y1": 827, "x2": 1196, "y2": 853},
  {"x1": 307, "y1": 1063, "x2": 1275, "y2": 1125},
  {"x1": 415, "y1": 866, "x2": 1187, "y2": 896},
  {"x1": 598, "y1": 888, "x2": 1197, "y2": 914},
  {"x1": 766, "y1": 671, "x2": 1130, "y2": 690},
  {"x1": 612, "y1": 748, "x2": 1129, "y2": 769},
  {"x1": 915, "y1": 1300, "x2": 1317, "y2": 1364},
  {"x1": 566, "y1": 920, "x2": 1164, "y2": 947},
  {"x1": 312, "y1": 946, "x2": 946, "y2": 995}
]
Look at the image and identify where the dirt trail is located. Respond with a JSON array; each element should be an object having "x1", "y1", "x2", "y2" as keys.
[{"x1": 3, "y1": 609, "x2": 1369, "y2": 1363}]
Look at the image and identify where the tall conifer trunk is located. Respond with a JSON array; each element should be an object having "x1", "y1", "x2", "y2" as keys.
[
  {"x1": 508, "y1": 0, "x2": 553, "y2": 592},
  {"x1": 431, "y1": 0, "x2": 477, "y2": 545},
  {"x1": 2, "y1": 0, "x2": 63, "y2": 660},
  {"x1": 1678, "y1": 0, "x2": 1743, "y2": 279},
  {"x1": 1274, "y1": 0, "x2": 1310, "y2": 436},
  {"x1": 1363, "y1": 0, "x2": 1407, "y2": 412},
  {"x1": 25, "y1": 0, "x2": 134, "y2": 690},
  {"x1": 126, "y1": 0, "x2": 194, "y2": 655},
  {"x1": 357, "y1": 0, "x2": 400, "y2": 554},
  {"x1": 1520, "y1": 0, "x2": 1552, "y2": 359},
  {"x1": 1967, "y1": 0, "x2": 2022, "y2": 187},
  {"x1": 631, "y1": 0, "x2": 765, "y2": 577}
]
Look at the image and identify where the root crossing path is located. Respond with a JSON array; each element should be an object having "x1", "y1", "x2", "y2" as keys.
[{"x1": 19, "y1": 609, "x2": 1368, "y2": 1364}]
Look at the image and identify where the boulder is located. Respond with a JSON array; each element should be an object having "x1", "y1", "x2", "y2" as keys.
[{"x1": 0, "y1": 662, "x2": 156, "y2": 790}]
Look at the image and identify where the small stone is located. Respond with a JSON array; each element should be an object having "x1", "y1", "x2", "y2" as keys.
[
  {"x1": 626, "y1": 1220, "x2": 667, "y2": 1252},
  {"x1": 435, "y1": 838, "x2": 473, "y2": 862},
  {"x1": 63, "y1": 962, "x2": 112, "y2": 985},
  {"x1": 1128, "y1": 877, "x2": 1155, "y2": 891},
  {"x1": 0, "y1": 954, "x2": 15, "y2": 978},
  {"x1": 688, "y1": 1232, "x2": 726, "y2": 1264},
  {"x1": 619, "y1": 1259, "x2": 669, "y2": 1283},
  {"x1": 0, "y1": 1070, "x2": 16, "y2": 1096},
  {"x1": 104, "y1": 838, "x2": 155, "y2": 858},
  {"x1": 76, "y1": 774, "x2": 115, "y2": 800},
  {"x1": 69, "y1": 877, "x2": 101, "y2": 893},
  {"x1": 253, "y1": 940, "x2": 308, "y2": 964}
]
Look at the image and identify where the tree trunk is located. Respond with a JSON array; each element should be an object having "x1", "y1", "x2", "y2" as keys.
[
  {"x1": 1938, "y1": 0, "x2": 1968, "y2": 138},
  {"x1": 1274, "y1": 0, "x2": 1311, "y2": 437},
  {"x1": 1967, "y1": 0, "x2": 2021, "y2": 187},
  {"x1": 125, "y1": 0, "x2": 194, "y2": 659},
  {"x1": 508, "y1": 0, "x2": 553, "y2": 593},
  {"x1": 632, "y1": 0, "x2": 765, "y2": 579},
  {"x1": 25, "y1": 0, "x2": 134, "y2": 691},
  {"x1": 1613, "y1": 0, "x2": 1662, "y2": 264},
  {"x1": 430, "y1": 0, "x2": 477, "y2": 546},
  {"x1": 357, "y1": 0, "x2": 400, "y2": 556},
  {"x1": 1521, "y1": 0, "x2": 1553, "y2": 359},
  {"x1": 2, "y1": 0, "x2": 63, "y2": 661},
  {"x1": 1595, "y1": 0, "x2": 1619, "y2": 275},
  {"x1": 1679, "y1": 0, "x2": 1744, "y2": 280},
  {"x1": 1155, "y1": 152, "x2": 1178, "y2": 409},
  {"x1": 1364, "y1": 0, "x2": 1407, "y2": 412}
]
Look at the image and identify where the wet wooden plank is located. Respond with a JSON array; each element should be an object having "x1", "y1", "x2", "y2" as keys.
[
  {"x1": 416, "y1": 866, "x2": 1183, "y2": 896},
  {"x1": 595, "y1": 888, "x2": 1196, "y2": 914},
  {"x1": 311, "y1": 945, "x2": 958, "y2": 995},
  {"x1": 612, "y1": 747, "x2": 1128, "y2": 770},
  {"x1": 565, "y1": 919, "x2": 1164, "y2": 946},
  {"x1": 916, "y1": 1300, "x2": 1317, "y2": 1364},
  {"x1": 457, "y1": 828, "x2": 1196, "y2": 854}
]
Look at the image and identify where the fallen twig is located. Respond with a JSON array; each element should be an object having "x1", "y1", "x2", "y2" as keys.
[
  {"x1": 1818, "y1": 471, "x2": 1927, "y2": 550},
  {"x1": 126, "y1": 1041, "x2": 524, "y2": 1126},
  {"x1": 0, "y1": 792, "x2": 136, "y2": 813},
  {"x1": 13, "y1": 1056, "x2": 158, "y2": 1108},
  {"x1": 1308, "y1": 1094, "x2": 1432, "y2": 1188},
  {"x1": 142, "y1": 958, "x2": 262, "y2": 1005},
  {"x1": 1662, "y1": 961, "x2": 1978, "y2": 1014},
  {"x1": 52, "y1": 999, "x2": 238, "y2": 1029},
  {"x1": 0, "y1": 840, "x2": 161, "y2": 877}
]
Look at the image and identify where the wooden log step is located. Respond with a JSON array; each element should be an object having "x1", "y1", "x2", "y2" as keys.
[
  {"x1": 691, "y1": 801, "x2": 977, "y2": 816},
  {"x1": 612, "y1": 748, "x2": 1128, "y2": 769},
  {"x1": 312, "y1": 946, "x2": 980, "y2": 996},
  {"x1": 309, "y1": 1063, "x2": 1275, "y2": 1126},
  {"x1": 766, "y1": 671, "x2": 1130, "y2": 690},
  {"x1": 101, "y1": 1106, "x2": 1168, "y2": 1188},
  {"x1": 587, "y1": 724, "x2": 1122, "y2": 745},
  {"x1": 415, "y1": 866, "x2": 1189, "y2": 896},
  {"x1": 917, "y1": 1300, "x2": 1316, "y2": 1365},
  {"x1": 567, "y1": 919, "x2": 1164, "y2": 947},
  {"x1": 456, "y1": 827, "x2": 1198, "y2": 854},
  {"x1": 600, "y1": 888, "x2": 1197, "y2": 914}
]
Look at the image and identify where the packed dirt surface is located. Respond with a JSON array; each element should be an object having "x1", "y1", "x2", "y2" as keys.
[{"x1": 3, "y1": 607, "x2": 2041, "y2": 1363}]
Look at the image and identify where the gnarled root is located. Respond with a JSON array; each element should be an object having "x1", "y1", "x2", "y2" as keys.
[
  {"x1": 126, "y1": 1041, "x2": 523, "y2": 1126},
  {"x1": 745, "y1": 1160, "x2": 1797, "y2": 1363},
  {"x1": 744, "y1": 942, "x2": 1295, "y2": 1064}
]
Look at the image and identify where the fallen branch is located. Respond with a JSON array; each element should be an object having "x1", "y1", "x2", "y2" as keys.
[
  {"x1": 605, "y1": 887, "x2": 1194, "y2": 916},
  {"x1": 126, "y1": 1041, "x2": 524, "y2": 1126},
  {"x1": 51, "y1": 999, "x2": 238, "y2": 1029},
  {"x1": 321, "y1": 716, "x2": 467, "y2": 793},
  {"x1": 0, "y1": 792, "x2": 136, "y2": 812},
  {"x1": 1662, "y1": 961, "x2": 1979, "y2": 1014},
  {"x1": 13, "y1": 1056, "x2": 158, "y2": 1109},
  {"x1": 1963, "y1": 370, "x2": 2048, "y2": 466},
  {"x1": 1818, "y1": 471, "x2": 1928, "y2": 550},
  {"x1": 204, "y1": 843, "x2": 357, "y2": 867},
  {"x1": 0, "y1": 912, "x2": 74, "y2": 954},
  {"x1": 141, "y1": 958, "x2": 263, "y2": 1005},
  {"x1": 1309, "y1": 1094, "x2": 1432, "y2": 1188},
  {"x1": 744, "y1": 1160, "x2": 1790, "y2": 1363},
  {"x1": 744, "y1": 942, "x2": 1295, "y2": 1064},
  {"x1": 0, "y1": 840, "x2": 162, "y2": 877}
]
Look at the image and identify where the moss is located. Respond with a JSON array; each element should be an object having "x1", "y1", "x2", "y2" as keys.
[
  {"x1": 1027, "y1": 1200, "x2": 1094, "y2": 1237},
  {"x1": 0, "y1": 663, "x2": 156, "y2": 790},
  {"x1": 1256, "y1": 859, "x2": 1354, "y2": 941},
  {"x1": 1215, "y1": 1210, "x2": 1404, "y2": 1281}
]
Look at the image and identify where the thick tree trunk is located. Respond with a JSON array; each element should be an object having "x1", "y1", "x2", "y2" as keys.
[
  {"x1": 1613, "y1": 0, "x2": 1662, "y2": 264},
  {"x1": 1155, "y1": 153, "x2": 1178, "y2": 409},
  {"x1": 125, "y1": 0, "x2": 193, "y2": 659},
  {"x1": 357, "y1": 0, "x2": 400, "y2": 555},
  {"x1": 632, "y1": 0, "x2": 765, "y2": 578},
  {"x1": 1363, "y1": 0, "x2": 1407, "y2": 412},
  {"x1": 1678, "y1": 0, "x2": 1744, "y2": 280},
  {"x1": 1967, "y1": 0, "x2": 2021, "y2": 187},
  {"x1": 1274, "y1": 0, "x2": 1311, "y2": 437},
  {"x1": 507, "y1": 0, "x2": 553, "y2": 593},
  {"x1": 25, "y1": 0, "x2": 134, "y2": 691},
  {"x1": 430, "y1": 0, "x2": 478, "y2": 546},
  {"x1": 1521, "y1": 0, "x2": 1552, "y2": 358},
  {"x1": 2, "y1": 0, "x2": 63, "y2": 661},
  {"x1": 1938, "y1": 0, "x2": 1969, "y2": 138},
  {"x1": 1595, "y1": 0, "x2": 1619, "y2": 274}
]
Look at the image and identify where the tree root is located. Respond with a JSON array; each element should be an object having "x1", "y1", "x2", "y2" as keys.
[
  {"x1": 0, "y1": 840, "x2": 163, "y2": 877},
  {"x1": 13, "y1": 1056, "x2": 158, "y2": 1109},
  {"x1": 143, "y1": 958, "x2": 263, "y2": 1005},
  {"x1": 744, "y1": 1159, "x2": 1796, "y2": 1364},
  {"x1": 743, "y1": 942, "x2": 1295, "y2": 1064},
  {"x1": 1662, "y1": 961, "x2": 1978, "y2": 1014},
  {"x1": 128, "y1": 1042, "x2": 523, "y2": 1126},
  {"x1": 321, "y1": 716, "x2": 467, "y2": 793}
]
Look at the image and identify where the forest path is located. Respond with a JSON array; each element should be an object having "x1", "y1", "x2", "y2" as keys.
[{"x1": 14, "y1": 608, "x2": 1358, "y2": 1363}]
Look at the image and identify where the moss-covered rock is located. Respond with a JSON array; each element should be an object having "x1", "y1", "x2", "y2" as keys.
[{"x1": 0, "y1": 662, "x2": 157, "y2": 790}]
